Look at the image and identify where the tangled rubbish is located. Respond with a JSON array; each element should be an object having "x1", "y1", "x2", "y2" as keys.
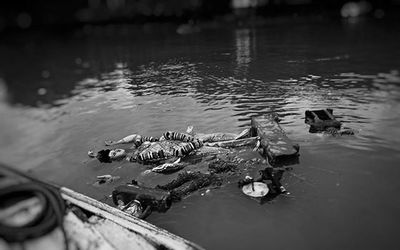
[{"x1": 88, "y1": 111, "x2": 353, "y2": 218}]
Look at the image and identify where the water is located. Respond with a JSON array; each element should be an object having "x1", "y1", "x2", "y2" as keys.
[{"x1": 1, "y1": 19, "x2": 400, "y2": 249}]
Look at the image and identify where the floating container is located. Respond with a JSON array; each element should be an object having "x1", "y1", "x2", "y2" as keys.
[{"x1": 305, "y1": 109, "x2": 342, "y2": 133}]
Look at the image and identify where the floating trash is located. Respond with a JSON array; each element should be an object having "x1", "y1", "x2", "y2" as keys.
[
  {"x1": 94, "y1": 175, "x2": 120, "y2": 185},
  {"x1": 242, "y1": 182, "x2": 269, "y2": 197}
]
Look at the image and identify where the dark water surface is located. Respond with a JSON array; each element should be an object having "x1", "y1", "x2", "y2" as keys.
[{"x1": 1, "y1": 19, "x2": 400, "y2": 250}]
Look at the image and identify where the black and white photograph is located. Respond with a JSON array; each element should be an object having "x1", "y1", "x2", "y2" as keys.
[{"x1": 0, "y1": 1, "x2": 399, "y2": 249}]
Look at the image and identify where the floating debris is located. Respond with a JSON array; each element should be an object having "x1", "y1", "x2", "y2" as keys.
[
  {"x1": 251, "y1": 114, "x2": 299, "y2": 165},
  {"x1": 151, "y1": 158, "x2": 186, "y2": 174},
  {"x1": 305, "y1": 109, "x2": 341, "y2": 133},
  {"x1": 94, "y1": 175, "x2": 120, "y2": 185},
  {"x1": 305, "y1": 109, "x2": 355, "y2": 136},
  {"x1": 242, "y1": 182, "x2": 269, "y2": 198}
]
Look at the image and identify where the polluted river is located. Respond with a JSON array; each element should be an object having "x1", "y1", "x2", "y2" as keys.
[{"x1": 0, "y1": 19, "x2": 400, "y2": 250}]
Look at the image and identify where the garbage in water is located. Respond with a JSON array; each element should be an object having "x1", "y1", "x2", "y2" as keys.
[
  {"x1": 251, "y1": 114, "x2": 300, "y2": 166},
  {"x1": 93, "y1": 174, "x2": 120, "y2": 185},
  {"x1": 89, "y1": 114, "x2": 299, "y2": 213},
  {"x1": 2, "y1": 3, "x2": 399, "y2": 248},
  {"x1": 151, "y1": 158, "x2": 186, "y2": 174},
  {"x1": 242, "y1": 182, "x2": 269, "y2": 197},
  {"x1": 238, "y1": 166, "x2": 287, "y2": 200},
  {"x1": 112, "y1": 181, "x2": 172, "y2": 219},
  {"x1": 305, "y1": 109, "x2": 355, "y2": 135}
]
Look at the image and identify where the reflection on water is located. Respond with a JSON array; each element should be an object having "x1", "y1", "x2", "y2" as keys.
[
  {"x1": 1, "y1": 20, "x2": 400, "y2": 250},
  {"x1": 235, "y1": 28, "x2": 254, "y2": 75},
  {"x1": 50, "y1": 59, "x2": 400, "y2": 147}
]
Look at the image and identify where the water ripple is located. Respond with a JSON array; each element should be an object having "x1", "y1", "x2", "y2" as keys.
[{"x1": 12, "y1": 58, "x2": 399, "y2": 154}]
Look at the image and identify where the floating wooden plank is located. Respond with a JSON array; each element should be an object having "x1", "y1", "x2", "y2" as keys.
[{"x1": 251, "y1": 114, "x2": 299, "y2": 165}]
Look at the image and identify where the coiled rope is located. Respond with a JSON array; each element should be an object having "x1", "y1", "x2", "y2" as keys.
[{"x1": 0, "y1": 165, "x2": 69, "y2": 250}]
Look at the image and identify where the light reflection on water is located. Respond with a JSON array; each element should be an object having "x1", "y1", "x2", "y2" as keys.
[
  {"x1": 62, "y1": 60, "x2": 400, "y2": 154},
  {"x1": 1, "y1": 20, "x2": 400, "y2": 250}
]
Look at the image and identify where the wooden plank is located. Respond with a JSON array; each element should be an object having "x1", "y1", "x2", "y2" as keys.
[
  {"x1": 61, "y1": 187, "x2": 205, "y2": 250},
  {"x1": 251, "y1": 114, "x2": 299, "y2": 164}
]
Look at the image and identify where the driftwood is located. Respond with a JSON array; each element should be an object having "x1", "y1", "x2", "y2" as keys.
[{"x1": 251, "y1": 114, "x2": 299, "y2": 165}]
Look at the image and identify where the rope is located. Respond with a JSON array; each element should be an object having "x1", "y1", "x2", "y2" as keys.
[{"x1": 0, "y1": 166, "x2": 69, "y2": 250}]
